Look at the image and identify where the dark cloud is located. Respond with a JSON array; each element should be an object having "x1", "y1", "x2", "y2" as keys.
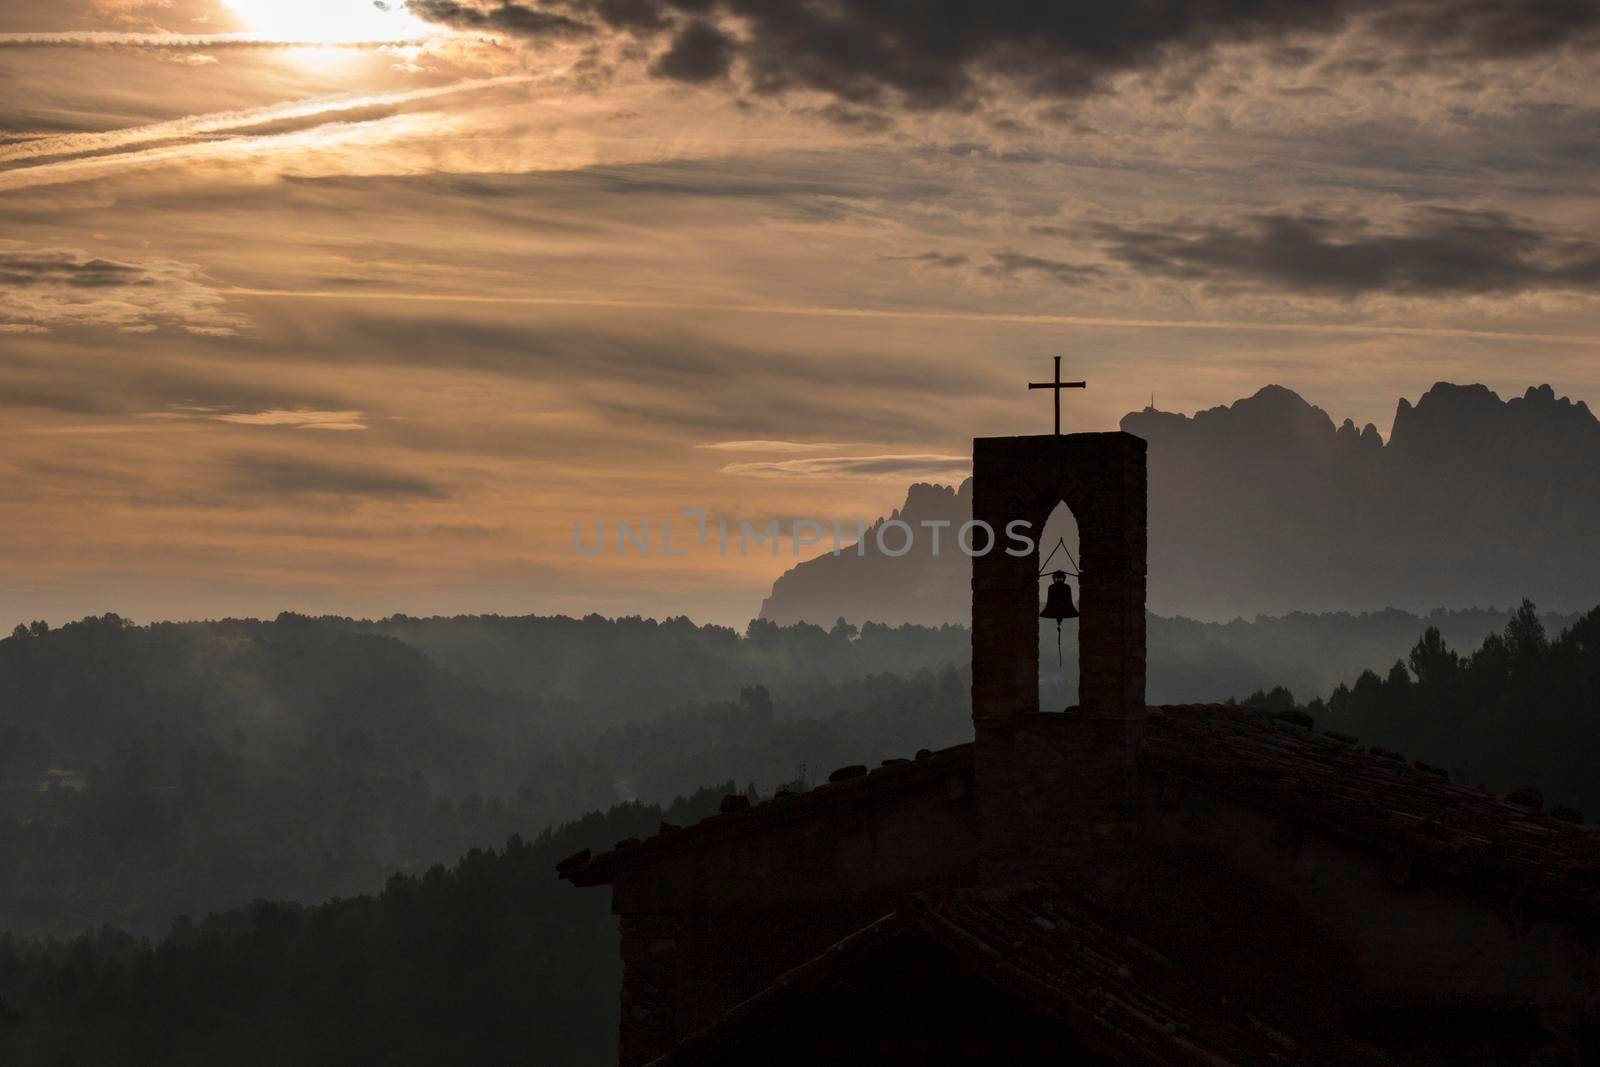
[
  {"x1": 405, "y1": 0, "x2": 1600, "y2": 109},
  {"x1": 875, "y1": 251, "x2": 969, "y2": 268},
  {"x1": 1370, "y1": 0, "x2": 1600, "y2": 59},
  {"x1": 650, "y1": 18, "x2": 735, "y2": 82},
  {"x1": 982, "y1": 250, "x2": 1105, "y2": 285},
  {"x1": 403, "y1": 0, "x2": 593, "y2": 37},
  {"x1": 807, "y1": 103, "x2": 894, "y2": 132},
  {"x1": 225, "y1": 455, "x2": 449, "y2": 500},
  {"x1": 0, "y1": 251, "x2": 152, "y2": 288},
  {"x1": 593, "y1": 0, "x2": 672, "y2": 31},
  {"x1": 1087, "y1": 207, "x2": 1600, "y2": 297}
]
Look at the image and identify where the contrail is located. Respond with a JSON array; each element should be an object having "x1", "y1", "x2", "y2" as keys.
[
  {"x1": 0, "y1": 32, "x2": 424, "y2": 48},
  {"x1": 0, "y1": 75, "x2": 534, "y2": 168},
  {"x1": 221, "y1": 288, "x2": 1595, "y2": 345}
]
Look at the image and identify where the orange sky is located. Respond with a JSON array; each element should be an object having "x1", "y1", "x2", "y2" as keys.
[{"x1": 3, "y1": 0, "x2": 1598, "y2": 626}]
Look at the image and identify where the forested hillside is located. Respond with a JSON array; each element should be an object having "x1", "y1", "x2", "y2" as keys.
[
  {"x1": 0, "y1": 614, "x2": 967, "y2": 937},
  {"x1": 5, "y1": 604, "x2": 1600, "y2": 1063},
  {"x1": 0, "y1": 787, "x2": 730, "y2": 1067},
  {"x1": 2, "y1": 603, "x2": 1592, "y2": 941},
  {"x1": 1305, "y1": 601, "x2": 1600, "y2": 815}
]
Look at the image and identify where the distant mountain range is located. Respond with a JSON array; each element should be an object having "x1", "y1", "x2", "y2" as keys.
[{"x1": 760, "y1": 382, "x2": 1600, "y2": 624}]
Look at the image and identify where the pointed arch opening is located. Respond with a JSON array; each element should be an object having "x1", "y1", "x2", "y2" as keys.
[
  {"x1": 1037, "y1": 500, "x2": 1082, "y2": 713},
  {"x1": 971, "y1": 432, "x2": 1146, "y2": 723}
]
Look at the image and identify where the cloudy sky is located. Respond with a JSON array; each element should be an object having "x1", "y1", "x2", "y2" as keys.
[{"x1": 2, "y1": 0, "x2": 1598, "y2": 626}]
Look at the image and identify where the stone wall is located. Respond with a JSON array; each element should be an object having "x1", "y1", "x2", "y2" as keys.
[
  {"x1": 975, "y1": 714, "x2": 1143, "y2": 905},
  {"x1": 970, "y1": 432, "x2": 1148, "y2": 906},
  {"x1": 608, "y1": 758, "x2": 980, "y2": 1065}
]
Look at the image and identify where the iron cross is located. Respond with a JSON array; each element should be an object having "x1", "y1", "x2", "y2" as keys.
[{"x1": 1028, "y1": 356, "x2": 1086, "y2": 435}]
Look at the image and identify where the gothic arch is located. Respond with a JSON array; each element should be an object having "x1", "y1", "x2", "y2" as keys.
[
  {"x1": 971, "y1": 432, "x2": 1146, "y2": 720},
  {"x1": 1037, "y1": 499, "x2": 1081, "y2": 712}
]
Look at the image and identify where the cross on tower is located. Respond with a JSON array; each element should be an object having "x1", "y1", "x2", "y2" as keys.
[{"x1": 1027, "y1": 356, "x2": 1086, "y2": 435}]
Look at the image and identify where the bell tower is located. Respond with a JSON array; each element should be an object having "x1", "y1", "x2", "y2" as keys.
[
  {"x1": 969, "y1": 428, "x2": 1148, "y2": 897},
  {"x1": 970, "y1": 431, "x2": 1147, "y2": 719}
]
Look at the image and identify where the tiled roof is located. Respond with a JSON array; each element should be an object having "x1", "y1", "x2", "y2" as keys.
[
  {"x1": 650, "y1": 881, "x2": 1381, "y2": 1066},
  {"x1": 561, "y1": 703, "x2": 1598, "y2": 918},
  {"x1": 1145, "y1": 704, "x2": 1600, "y2": 922},
  {"x1": 557, "y1": 741, "x2": 974, "y2": 886}
]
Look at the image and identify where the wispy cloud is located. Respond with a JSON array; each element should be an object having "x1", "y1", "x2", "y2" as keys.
[
  {"x1": 0, "y1": 246, "x2": 247, "y2": 333},
  {"x1": 0, "y1": 32, "x2": 425, "y2": 48},
  {"x1": 719, "y1": 454, "x2": 971, "y2": 480},
  {"x1": 1086, "y1": 207, "x2": 1600, "y2": 299},
  {"x1": 144, "y1": 407, "x2": 368, "y2": 431},
  {"x1": 982, "y1": 250, "x2": 1105, "y2": 286},
  {"x1": 216, "y1": 409, "x2": 367, "y2": 430},
  {"x1": 875, "y1": 251, "x2": 969, "y2": 269},
  {"x1": 225, "y1": 454, "x2": 447, "y2": 499},
  {"x1": 0, "y1": 75, "x2": 533, "y2": 175},
  {"x1": 697, "y1": 440, "x2": 852, "y2": 453},
  {"x1": 227, "y1": 287, "x2": 1596, "y2": 344}
]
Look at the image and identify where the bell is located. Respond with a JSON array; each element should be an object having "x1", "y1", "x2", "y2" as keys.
[
  {"x1": 1039, "y1": 570, "x2": 1077, "y2": 667},
  {"x1": 1039, "y1": 571, "x2": 1078, "y2": 620}
]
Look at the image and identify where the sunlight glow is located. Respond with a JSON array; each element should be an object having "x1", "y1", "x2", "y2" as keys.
[{"x1": 224, "y1": 0, "x2": 434, "y2": 43}]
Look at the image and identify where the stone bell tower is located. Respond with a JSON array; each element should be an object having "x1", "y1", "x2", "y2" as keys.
[
  {"x1": 971, "y1": 431, "x2": 1147, "y2": 719},
  {"x1": 969, "y1": 428, "x2": 1148, "y2": 898}
]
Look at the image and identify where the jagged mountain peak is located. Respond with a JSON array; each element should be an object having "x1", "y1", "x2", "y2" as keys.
[
  {"x1": 1196, "y1": 384, "x2": 1335, "y2": 434},
  {"x1": 1122, "y1": 383, "x2": 1343, "y2": 458},
  {"x1": 1390, "y1": 381, "x2": 1600, "y2": 454},
  {"x1": 1126, "y1": 383, "x2": 1328, "y2": 427},
  {"x1": 763, "y1": 381, "x2": 1600, "y2": 625},
  {"x1": 883, "y1": 479, "x2": 970, "y2": 527}
]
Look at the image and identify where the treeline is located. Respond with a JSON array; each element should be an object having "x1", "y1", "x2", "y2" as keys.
[
  {"x1": 394, "y1": 606, "x2": 1571, "y2": 716},
  {"x1": 352, "y1": 613, "x2": 969, "y2": 731},
  {"x1": 581, "y1": 666, "x2": 970, "y2": 806},
  {"x1": 0, "y1": 785, "x2": 731, "y2": 1067},
  {"x1": 1146, "y1": 605, "x2": 1579, "y2": 707},
  {"x1": 0, "y1": 615, "x2": 968, "y2": 937},
  {"x1": 0, "y1": 613, "x2": 555, "y2": 799},
  {"x1": 1235, "y1": 602, "x2": 1600, "y2": 813},
  {"x1": 0, "y1": 605, "x2": 1583, "y2": 937}
]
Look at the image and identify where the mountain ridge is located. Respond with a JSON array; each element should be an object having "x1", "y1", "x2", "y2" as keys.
[{"x1": 760, "y1": 381, "x2": 1600, "y2": 624}]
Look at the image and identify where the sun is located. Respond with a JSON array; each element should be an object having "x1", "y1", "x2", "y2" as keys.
[{"x1": 224, "y1": 0, "x2": 434, "y2": 43}]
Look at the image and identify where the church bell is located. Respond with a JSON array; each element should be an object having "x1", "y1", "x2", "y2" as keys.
[
  {"x1": 1040, "y1": 570, "x2": 1078, "y2": 667},
  {"x1": 1039, "y1": 571, "x2": 1079, "y2": 621}
]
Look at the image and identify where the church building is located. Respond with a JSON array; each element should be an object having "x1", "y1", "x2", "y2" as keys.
[{"x1": 560, "y1": 421, "x2": 1600, "y2": 1065}]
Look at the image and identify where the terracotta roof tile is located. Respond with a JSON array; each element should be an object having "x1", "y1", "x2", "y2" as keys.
[
  {"x1": 558, "y1": 741, "x2": 973, "y2": 886},
  {"x1": 561, "y1": 704, "x2": 1596, "y2": 917},
  {"x1": 650, "y1": 881, "x2": 1384, "y2": 1066},
  {"x1": 1145, "y1": 704, "x2": 1600, "y2": 921}
]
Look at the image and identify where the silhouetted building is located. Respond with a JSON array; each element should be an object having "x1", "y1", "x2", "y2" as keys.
[{"x1": 562, "y1": 430, "x2": 1600, "y2": 1065}]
